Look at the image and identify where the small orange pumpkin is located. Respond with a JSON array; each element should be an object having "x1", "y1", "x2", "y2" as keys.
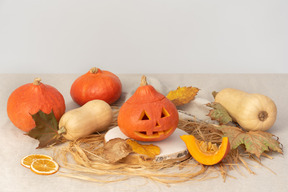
[
  {"x1": 117, "y1": 76, "x2": 179, "y2": 142},
  {"x1": 70, "y1": 67, "x2": 122, "y2": 105},
  {"x1": 7, "y1": 78, "x2": 66, "y2": 132},
  {"x1": 180, "y1": 135, "x2": 230, "y2": 165}
]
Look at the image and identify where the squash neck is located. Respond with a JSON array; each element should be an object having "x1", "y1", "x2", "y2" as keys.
[{"x1": 258, "y1": 111, "x2": 268, "y2": 121}]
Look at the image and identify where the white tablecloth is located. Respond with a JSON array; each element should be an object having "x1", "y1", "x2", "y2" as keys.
[{"x1": 1, "y1": 73, "x2": 287, "y2": 192}]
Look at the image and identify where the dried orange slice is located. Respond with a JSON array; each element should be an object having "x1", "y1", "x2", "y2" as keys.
[
  {"x1": 30, "y1": 159, "x2": 59, "y2": 175},
  {"x1": 21, "y1": 154, "x2": 53, "y2": 168}
]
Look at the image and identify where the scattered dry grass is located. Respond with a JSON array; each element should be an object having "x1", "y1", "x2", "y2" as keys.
[{"x1": 51, "y1": 109, "x2": 276, "y2": 184}]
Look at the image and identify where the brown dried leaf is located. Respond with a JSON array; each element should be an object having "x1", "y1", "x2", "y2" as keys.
[
  {"x1": 126, "y1": 139, "x2": 161, "y2": 158},
  {"x1": 206, "y1": 102, "x2": 232, "y2": 125},
  {"x1": 166, "y1": 86, "x2": 199, "y2": 106},
  {"x1": 102, "y1": 138, "x2": 133, "y2": 163}
]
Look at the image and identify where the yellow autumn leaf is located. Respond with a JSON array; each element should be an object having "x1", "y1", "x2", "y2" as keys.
[
  {"x1": 126, "y1": 139, "x2": 161, "y2": 158},
  {"x1": 166, "y1": 86, "x2": 199, "y2": 106}
]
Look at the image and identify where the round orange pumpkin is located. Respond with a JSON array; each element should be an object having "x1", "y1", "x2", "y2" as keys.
[
  {"x1": 7, "y1": 78, "x2": 66, "y2": 132},
  {"x1": 117, "y1": 76, "x2": 179, "y2": 142},
  {"x1": 70, "y1": 67, "x2": 122, "y2": 105}
]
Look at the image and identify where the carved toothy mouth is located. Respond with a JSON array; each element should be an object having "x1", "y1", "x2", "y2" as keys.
[{"x1": 134, "y1": 127, "x2": 174, "y2": 139}]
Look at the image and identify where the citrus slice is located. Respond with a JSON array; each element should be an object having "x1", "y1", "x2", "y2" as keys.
[
  {"x1": 21, "y1": 154, "x2": 53, "y2": 168},
  {"x1": 30, "y1": 159, "x2": 59, "y2": 175}
]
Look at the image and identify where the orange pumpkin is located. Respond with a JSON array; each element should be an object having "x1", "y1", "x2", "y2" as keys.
[
  {"x1": 118, "y1": 76, "x2": 179, "y2": 142},
  {"x1": 70, "y1": 67, "x2": 122, "y2": 105},
  {"x1": 180, "y1": 135, "x2": 230, "y2": 165},
  {"x1": 7, "y1": 78, "x2": 66, "y2": 132}
]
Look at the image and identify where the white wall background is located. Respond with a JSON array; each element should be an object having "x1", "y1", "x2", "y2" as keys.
[{"x1": 0, "y1": 0, "x2": 287, "y2": 74}]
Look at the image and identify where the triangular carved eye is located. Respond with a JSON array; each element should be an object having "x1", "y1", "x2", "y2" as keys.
[
  {"x1": 139, "y1": 110, "x2": 150, "y2": 120},
  {"x1": 161, "y1": 107, "x2": 170, "y2": 118}
]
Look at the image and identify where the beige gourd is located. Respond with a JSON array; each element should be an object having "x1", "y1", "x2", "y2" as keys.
[
  {"x1": 214, "y1": 88, "x2": 277, "y2": 131},
  {"x1": 58, "y1": 100, "x2": 113, "y2": 140}
]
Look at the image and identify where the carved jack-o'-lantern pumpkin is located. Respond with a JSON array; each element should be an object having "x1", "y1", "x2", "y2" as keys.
[{"x1": 118, "y1": 76, "x2": 179, "y2": 142}]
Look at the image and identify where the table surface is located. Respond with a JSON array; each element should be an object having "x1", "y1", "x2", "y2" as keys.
[{"x1": 1, "y1": 73, "x2": 287, "y2": 192}]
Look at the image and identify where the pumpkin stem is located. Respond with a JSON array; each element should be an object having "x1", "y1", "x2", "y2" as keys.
[
  {"x1": 33, "y1": 78, "x2": 42, "y2": 85},
  {"x1": 58, "y1": 126, "x2": 67, "y2": 135},
  {"x1": 89, "y1": 67, "x2": 98, "y2": 74},
  {"x1": 212, "y1": 91, "x2": 218, "y2": 98},
  {"x1": 258, "y1": 111, "x2": 268, "y2": 121},
  {"x1": 140, "y1": 75, "x2": 148, "y2": 86}
]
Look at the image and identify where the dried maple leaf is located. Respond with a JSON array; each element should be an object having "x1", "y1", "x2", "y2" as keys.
[
  {"x1": 216, "y1": 125, "x2": 283, "y2": 158},
  {"x1": 166, "y1": 86, "x2": 199, "y2": 106},
  {"x1": 207, "y1": 102, "x2": 232, "y2": 125},
  {"x1": 102, "y1": 138, "x2": 133, "y2": 163},
  {"x1": 126, "y1": 139, "x2": 161, "y2": 158},
  {"x1": 27, "y1": 110, "x2": 63, "y2": 149}
]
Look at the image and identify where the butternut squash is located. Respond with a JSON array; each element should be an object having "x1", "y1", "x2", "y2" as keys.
[
  {"x1": 58, "y1": 100, "x2": 113, "y2": 140},
  {"x1": 214, "y1": 88, "x2": 277, "y2": 131}
]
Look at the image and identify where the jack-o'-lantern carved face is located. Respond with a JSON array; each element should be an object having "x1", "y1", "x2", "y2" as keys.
[{"x1": 118, "y1": 76, "x2": 179, "y2": 142}]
